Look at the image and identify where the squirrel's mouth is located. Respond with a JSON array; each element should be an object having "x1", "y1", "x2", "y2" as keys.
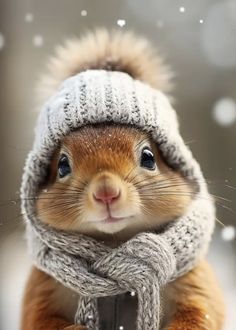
[
  {"x1": 97, "y1": 206, "x2": 135, "y2": 225},
  {"x1": 102, "y1": 216, "x2": 126, "y2": 224}
]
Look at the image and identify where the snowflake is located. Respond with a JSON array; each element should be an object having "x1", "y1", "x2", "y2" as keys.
[
  {"x1": 33, "y1": 35, "x2": 44, "y2": 47},
  {"x1": 156, "y1": 20, "x2": 164, "y2": 28},
  {"x1": 117, "y1": 19, "x2": 126, "y2": 27},
  {"x1": 0, "y1": 33, "x2": 5, "y2": 50},
  {"x1": 81, "y1": 10, "x2": 87, "y2": 17},
  {"x1": 221, "y1": 226, "x2": 236, "y2": 241},
  {"x1": 213, "y1": 98, "x2": 236, "y2": 126},
  {"x1": 25, "y1": 13, "x2": 34, "y2": 23}
]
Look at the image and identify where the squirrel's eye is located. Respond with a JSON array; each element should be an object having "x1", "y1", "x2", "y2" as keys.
[
  {"x1": 58, "y1": 154, "x2": 71, "y2": 178},
  {"x1": 140, "y1": 147, "x2": 156, "y2": 170}
]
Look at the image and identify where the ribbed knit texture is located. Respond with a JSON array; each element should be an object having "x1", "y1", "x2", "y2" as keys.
[{"x1": 21, "y1": 70, "x2": 215, "y2": 330}]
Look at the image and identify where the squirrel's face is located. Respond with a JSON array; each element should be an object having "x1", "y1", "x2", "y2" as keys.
[{"x1": 36, "y1": 125, "x2": 195, "y2": 241}]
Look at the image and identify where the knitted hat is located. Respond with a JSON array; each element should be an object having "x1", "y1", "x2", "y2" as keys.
[
  {"x1": 21, "y1": 69, "x2": 200, "y2": 199},
  {"x1": 21, "y1": 69, "x2": 215, "y2": 330}
]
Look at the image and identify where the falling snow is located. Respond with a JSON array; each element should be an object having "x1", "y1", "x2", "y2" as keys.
[
  {"x1": 0, "y1": 33, "x2": 5, "y2": 50},
  {"x1": 81, "y1": 10, "x2": 87, "y2": 17},
  {"x1": 25, "y1": 13, "x2": 34, "y2": 23},
  {"x1": 33, "y1": 35, "x2": 44, "y2": 47},
  {"x1": 213, "y1": 98, "x2": 236, "y2": 126},
  {"x1": 117, "y1": 19, "x2": 126, "y2": 27},
  {"x1": 156, "y1": 20, "x2": 164, "y2": 28},
  {"x1": 199, "y1": 19, "x2": 204, "y2": 24},
  {"x1": 221, "y1": 226, "x2": 236, "y2": 241},
  {"x1": 179, "y1": 7, "x2": 185, "y2": 13}
]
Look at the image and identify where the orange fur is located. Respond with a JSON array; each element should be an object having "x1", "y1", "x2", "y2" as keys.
[
  {"x1": 21, "y1": 29, "x2": 225, "y2": 329},
  {"x1": 21, "y1": 262, "x2": 224, "y2": 330},
  {"x1": 22, "y1": 125, "x2": 225, "y2": 330},
  {"x1": 164, "y1": 261, "x2": 225, "y2": 330},
  {"x1": 21, "y1": 266, "x2": 85, "y2": 330},
  {"x1": 36, "y1": 125, "x2": 194, "y2": 241}
]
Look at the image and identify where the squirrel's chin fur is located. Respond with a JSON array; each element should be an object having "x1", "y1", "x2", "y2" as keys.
[{"x1": 37, "y1": 28, "x2": 173, "y2": 104}]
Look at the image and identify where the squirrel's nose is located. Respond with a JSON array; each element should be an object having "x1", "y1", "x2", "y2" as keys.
[{"x1": 93, "y1": 187, "x2": 120, "y2": 204}]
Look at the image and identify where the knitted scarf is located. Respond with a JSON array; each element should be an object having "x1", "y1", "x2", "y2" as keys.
[{"x1": 21, "y1": 70, "x2": 215, "y2": 330}]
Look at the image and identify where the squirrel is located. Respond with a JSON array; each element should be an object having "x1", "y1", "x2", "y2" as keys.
[{"x1": 20, "y1": 29, "x2": 225, "y2": 330}]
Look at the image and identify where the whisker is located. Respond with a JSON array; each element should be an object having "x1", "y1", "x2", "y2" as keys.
[
  {"x1": 140, "y1": 190, "x2": 235, "y2": 214},
  {"x1": 215, "y1": 217, "x2": 226, "y2": 228},
  {"x1": 225, "y1": 184, "x2": 236, "y2": 190}
]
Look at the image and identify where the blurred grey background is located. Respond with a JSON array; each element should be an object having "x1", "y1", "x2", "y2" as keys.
[{"x1": 0, "y1": 0, "x2": 236, "y2": 329}]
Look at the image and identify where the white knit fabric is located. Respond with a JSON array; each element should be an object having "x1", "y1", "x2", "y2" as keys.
[{"x1": 21, "y1": 70, "x2": 215, "y2": 330}]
